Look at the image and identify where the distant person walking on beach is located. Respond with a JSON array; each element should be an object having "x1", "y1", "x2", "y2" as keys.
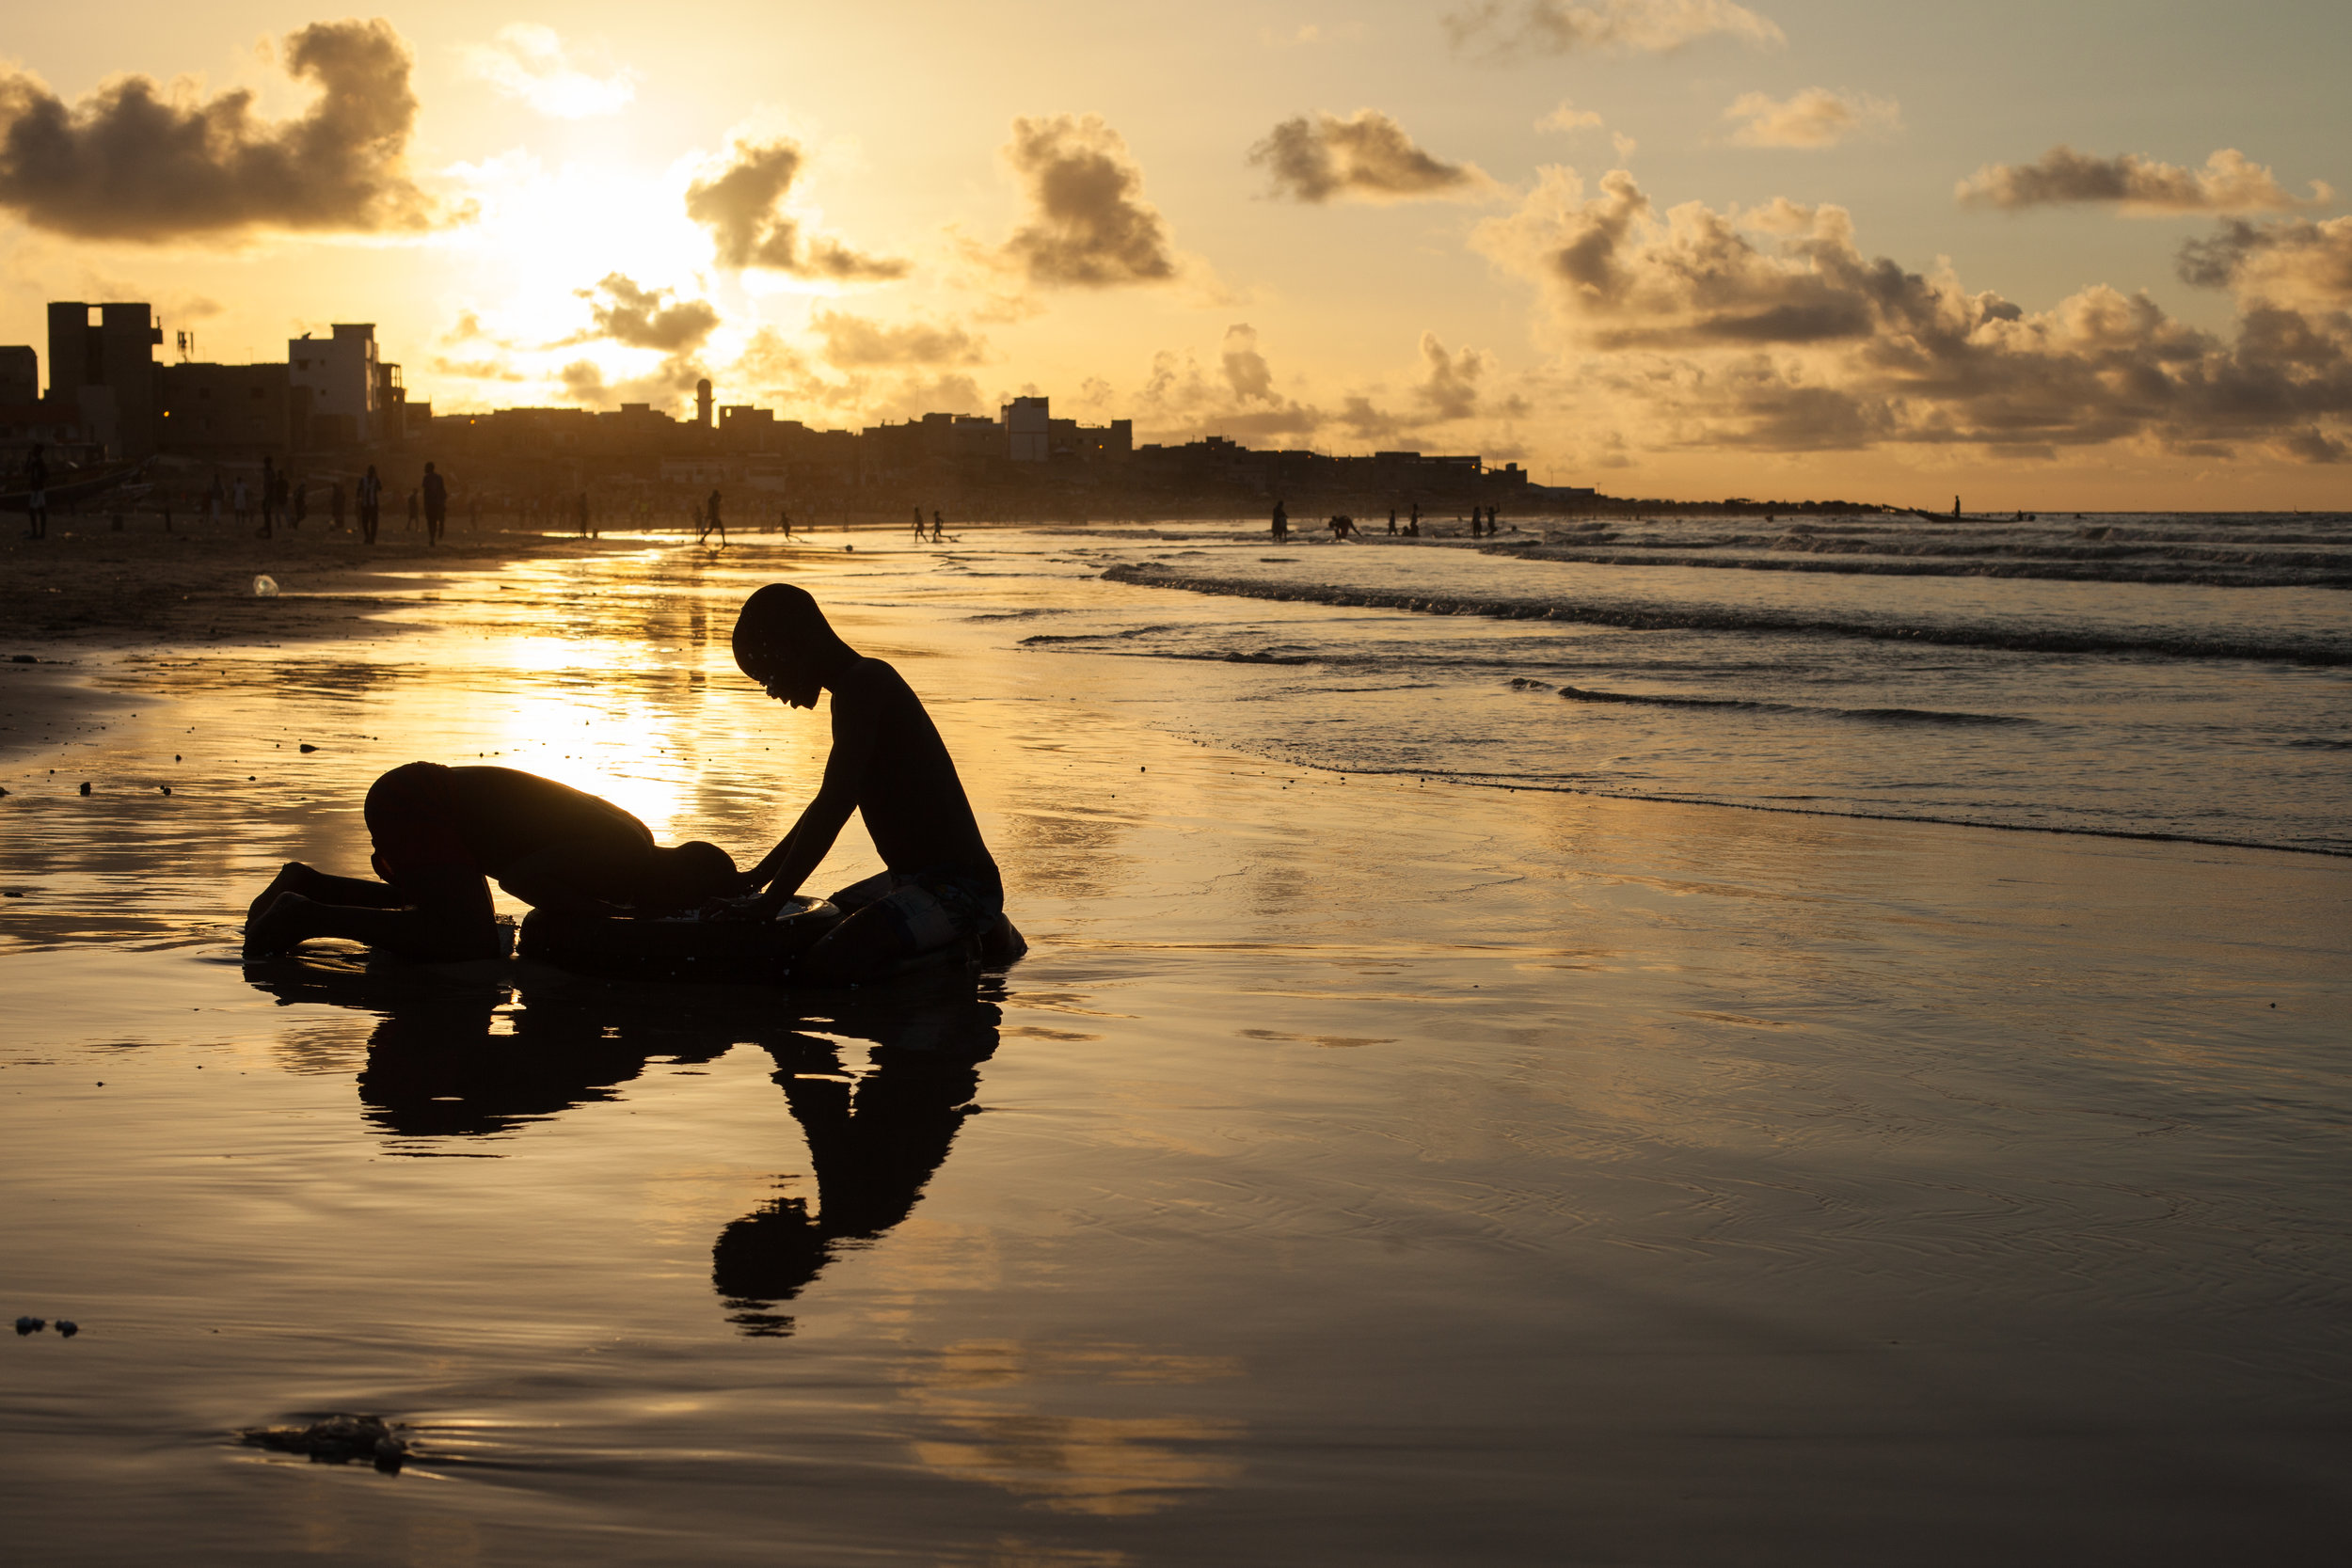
[
  {"x1": 20, "y1": 442, "x2": 47, "y2": 539},
  {"x1": 232, "y1": 475, "x2": 252, "y2": 531},
  {"x1": 931, "y1": 509, "x2": 946, "y2": 543},
  {"x1": 912, "y1": 505, "x2": 926, "y2": 540},
  {"x1": 421, "y1": 462, "x2": 448, "y2": 546},
  {"x1": 577, "y1": 492, "x2": 593, "y2": 538},
  {"x1": 358, "y1": 465, "x2": 383, "y2": 545},
  {"x1": 701, "y1": 488, "x2": 727, "y2": 546},
  {"x1": 405, "y1": 489, "x2": 420, "y2": 532},
  {"x1": 725, "y1": 583, "x2": 1024, "y2": 983},
  {"x1": 258, "y1": 456, "x2": 278, "y2": 539},
  {"x1": 243, "y1": 765, "x2": 740, "y2": 961},
  {"x1": 779, "y1": 506, "x2": 793, "y2": 539},
  {"x1": 1272, "y1": 499, "x2": 1289, "y2": 541}
]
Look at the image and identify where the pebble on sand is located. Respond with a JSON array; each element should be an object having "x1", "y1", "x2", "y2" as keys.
[
  {"x1": 241, "y1": 1414, "x2": 408, "y2": 1473},
  {"x1": 298, "y1": 743, "x2": 318, "y2": 753},
  {"x1": 14, "y1": 1317, "x2": 42, "y2": 1335},
  {"x1": 56, "y1": 1321, "x2": 78, "y2": 1338},
  {"x1": 78, "y1": 782, "x2": 90, "y2": 796}
]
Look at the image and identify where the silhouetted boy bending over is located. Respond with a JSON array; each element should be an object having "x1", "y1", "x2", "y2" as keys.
[
  {"x1": 730, "y1": 583, "x2": 1022, "y2": 984},
  {"x1": 244, "y1": 764, "x2": 738, "y2": 960}
]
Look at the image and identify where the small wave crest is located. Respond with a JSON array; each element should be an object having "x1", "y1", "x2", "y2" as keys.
[
  {"x1": 1552, "y1": 685, "x2": 2023, "y2": 725},
  {"x1": 1103, "y1": 563, "x2": 2352, "y2": 666}
]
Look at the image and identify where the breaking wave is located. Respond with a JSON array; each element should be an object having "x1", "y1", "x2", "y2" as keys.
[{"x1": 1101, "y1": 563, "x2": 2352, "y2": 666}]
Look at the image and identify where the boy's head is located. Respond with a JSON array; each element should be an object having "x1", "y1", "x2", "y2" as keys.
[
  {"x1": 733, "y1": 583, "x2": 843, "y2": 708},
  {"x1": 635, "y1": 840, "x2": 739, "y2": 912}
]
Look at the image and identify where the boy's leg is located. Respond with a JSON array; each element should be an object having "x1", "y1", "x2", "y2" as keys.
[
  {"x1": 246, "y1": 866, "x2": 499, "y2": 961},
  {"x1": 798, "y1": 871, "x2": 999, "y2": 986}
]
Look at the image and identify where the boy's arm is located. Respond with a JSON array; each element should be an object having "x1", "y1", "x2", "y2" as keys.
[{"x1": 742, "y1": 666, "x2": 882, "y2": 912}]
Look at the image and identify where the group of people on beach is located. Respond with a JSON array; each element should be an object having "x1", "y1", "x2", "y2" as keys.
[
  {"x1": 1268, "y1": 498, "x2": 1499, "y2": 541},
  {"x1": 243, "y1": 584, "x2": 1016, "y2": 988}
]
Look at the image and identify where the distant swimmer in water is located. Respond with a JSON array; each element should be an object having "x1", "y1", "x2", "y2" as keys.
[
  {"x1": 243, "y1": 766, "x2": 739, "y2": 960},
  {"x1": 726, "y1": 583, "x2": 1022, "y2": 985}
]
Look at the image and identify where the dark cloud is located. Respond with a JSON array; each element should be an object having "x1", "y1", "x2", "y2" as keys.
[
  {"x1": 573, "y1": 273, "x2": 719, "y2": 354},
  {"x1": 1476, "y1": 166, "x2": 2352, "y2": 461},
  {"x1": 2178, "y1": 216, "x2": 2352, "y2": 304},
  {"x1": 685, "y1": 138, "x2": 909, "y2": 278},
  {"x1": 813, "y1": 311, "x2": 987, "y2": 368},
  {"x1": 0, "y1": 20, "x2": 449, "y2": 241},
  {"x1": 1249, "y1": 110, "x2": 1487, "y2": 203},
  {"x1": 1445, "y1": 0, "x2": 1784, "y2": 57},
  {"x1": 1002, "y1": 115, "x2": 1178, "y2": 287},
  {"x1": 1957, "y1": 147, "x2": 2327, "y2": 214}
]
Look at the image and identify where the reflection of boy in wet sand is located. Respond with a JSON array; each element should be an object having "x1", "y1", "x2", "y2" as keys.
[
  {"x1": 729, "y1": 583, "x2": 1023, "y2": 984},
  {"x1": 244, "y1": 764, "x2": 739, "y2": 960}
]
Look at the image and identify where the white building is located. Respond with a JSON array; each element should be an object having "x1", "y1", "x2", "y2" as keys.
[{"x1": 289, "y1": 324, "x2": 379, "y2": 444}]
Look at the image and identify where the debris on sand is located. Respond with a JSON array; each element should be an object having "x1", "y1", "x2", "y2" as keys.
[
  {"x1": 298, "y1": 743, "x2": 318, "y2": 753},
  {"x1": 239, "y1": 1414, "x2": 409, "y2": 1473},
  {"x1": 77, "y1": 782, "x2": 90, "y2": 796},
  {"x1": 56, "y1": 1321, "x2": 78, "y2": 1338},
  {"x1": 253, "y1": 576, "x2": 278, "y2": 598},
  {"x1": 14, "y1": 1316, "x2": 43, "y2": 1334}
]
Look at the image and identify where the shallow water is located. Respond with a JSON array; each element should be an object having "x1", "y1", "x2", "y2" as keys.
[
  {"x1": 1029, "y1": 523, "x2": 2352, "y2": 850},
  {"x1": 3, "y1": 531, "x2": 2348, "y2": 1564}
]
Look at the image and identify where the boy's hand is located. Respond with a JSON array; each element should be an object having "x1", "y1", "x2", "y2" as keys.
[{"x1": 710, "y1": 889, "x2": 787, "y2": 923}]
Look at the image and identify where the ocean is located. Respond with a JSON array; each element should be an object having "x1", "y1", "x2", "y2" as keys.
[
  {"x1": 939, "y1": 513, "x2": 2352, "y2": 854},
  {"x1": 2, "y1": 520, "x2": 2344, "y2": 1564}
]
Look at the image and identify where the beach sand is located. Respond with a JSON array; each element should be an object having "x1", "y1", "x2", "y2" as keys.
[{"x1": 2, "y1": 531, "x2": 2345, "y2": 1564}]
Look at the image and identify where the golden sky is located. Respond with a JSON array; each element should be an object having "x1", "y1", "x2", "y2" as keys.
[{"x1": 3, "y1": 2, "x2": 2347, "y2": 506}]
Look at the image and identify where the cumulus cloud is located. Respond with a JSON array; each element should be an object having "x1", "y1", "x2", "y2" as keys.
[
  {"x1": 463, "y1": 24, "x2": 636, "y2": 119},
  {"x1": 1221, "y1": 324, "x2": 1276, "y2": 401},
  {"x1": 686, "y1": 138, "x2": 909, "y2": 278},
  {"x1": 1473, "y1": 166, "x2": 2352, "y2": 460},
  {"x1": 1415, "y1": 332, "x2": 1496, "y2": 418},
  {"x1": 2177, "y1": 215, "x2": 2352, "y2": 306},
  {"x1": 1001, "y1": 114, "x2": 1179, "y2": 287},
  {"x1": 571, "y1": 273, "x2": 719, "y2": 353},
  {"x1": 1249, "y1": 109, "x2": 1490, "y2": 203},
  {"x1": 0, "y1": 19, "x2": 450, "y2": 241},
  {"x1": 1446, "y1": 0, "x2": 1785, "y2": 56},
  {"x1": 1537, "y1": 100, "x2": 1605, "y2": 134},
  {"x1": 813, "y1": 311, "x2": 988, "y2": 368},
  {"x1": 1957, "y1": 147, "x2": 2329, "y2": 214},
  {"x1": 1722, "y1": 88, "x2": 1899, "y2": 150}
]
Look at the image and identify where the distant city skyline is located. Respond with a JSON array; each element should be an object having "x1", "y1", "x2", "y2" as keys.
[{"x1": 2, "y1": 2, "x2": 2345, "y2": 506}]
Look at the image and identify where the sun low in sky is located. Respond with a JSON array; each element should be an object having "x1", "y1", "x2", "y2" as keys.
[{"x1": 2, "y1": 1, "x2": 2346, "y2": 507}]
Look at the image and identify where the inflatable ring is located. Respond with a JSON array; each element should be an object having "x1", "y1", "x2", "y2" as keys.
[{"x1": 518, "y1": 895, "x2": 842, "y2": 985}]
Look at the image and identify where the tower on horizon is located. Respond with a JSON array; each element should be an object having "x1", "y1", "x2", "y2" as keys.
[{"x1": 696, "y1": 378, "x2": 713, "y2": 430}]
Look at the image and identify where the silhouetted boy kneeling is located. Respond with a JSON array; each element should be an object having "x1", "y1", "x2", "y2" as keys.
[
  {"x1": 245, "y1": 764, "x2": 739, "y2": 960},
  {"x1": 730, "y1": 583, "x2": 1023, "y2": 984}
]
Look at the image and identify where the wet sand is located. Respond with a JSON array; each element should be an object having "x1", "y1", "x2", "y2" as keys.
[{"x1": 2, "y1": 532, "x2": 2346, "y2": 1564}]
